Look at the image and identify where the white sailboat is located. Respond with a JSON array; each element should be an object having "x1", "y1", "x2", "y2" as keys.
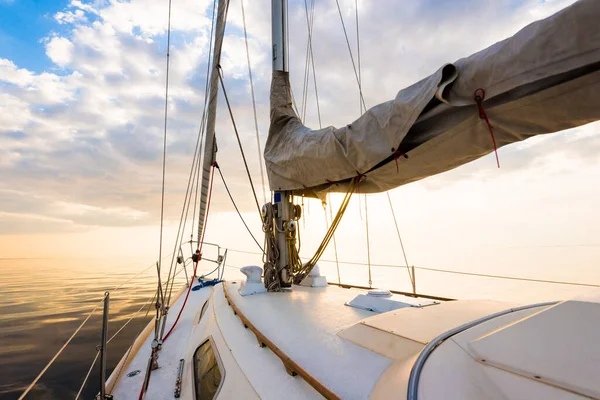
[{"x1": 19, "y1": 0, "x2": 600, "y2": 399}]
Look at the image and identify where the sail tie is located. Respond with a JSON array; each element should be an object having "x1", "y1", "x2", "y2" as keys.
[
  {"x1": 473, "y1": 88, "x2": 500, "y2": 168},
  {"x1": 391, "y1": 148, "x2": 407, "y2": 173}
]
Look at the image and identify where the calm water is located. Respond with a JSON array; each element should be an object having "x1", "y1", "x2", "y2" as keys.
[
  {"x1": 0, "y1": 257, "x2": 189, "y2": 399},
  {"x1": 2, "y1": 250, "x2": 598, "y2": 399}
]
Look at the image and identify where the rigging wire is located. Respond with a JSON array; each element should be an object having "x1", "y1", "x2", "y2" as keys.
[
  {"x1": 18, "y1": 295, "x2": 107, "y2": 400},
  {"x1": 217, "y1": 67, "x2": 262, "y2": 216},
  {"x1": 156, "y1": 0, "x2": 174, "y2": 298},
  {"x1": 215, "y1": 163, "x2": 265, "y2": 253},
  {"x1": 75, "y1": 350, "x2": 99, "y2": 400},
  {"x1": 386, "y1": 192, "x2": 414, "y2": 288},
  {"x1": 164, "y1": 0, "x2": 218, "y2": 308},
  {"x1": 364, "y1": 194, "x2": 372, "y2": 288},
  {"x1": 334, "y1": 0, "x2": 366, "y2": 112},
  {"x1": 325, "y1": 195, "x2": 341, "y2": 284},
  {"x1": 163, "y1": 164, "x2": 216, "y2": 342},
  {"x1": 240, "y1": 0, "x2": 267, "y2": 205},
  {"x1": 355, "y1": 0, "x2": 363, "y2": 114},
  {"x1": 304, "y1": 0, "x2": 321, "y2": 127},
  {"x1": 107, "y1": 290, "x2": 158, "y2": 345},
  {"x1": 107, "y1": 288, "x2": 158, "y2": 394},
  {"x1": 300, "y1": 0, "x2": 318, "y2": 124}
]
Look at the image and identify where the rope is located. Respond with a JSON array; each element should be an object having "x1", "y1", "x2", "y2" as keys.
[
  {"x1": 18, "y1": 294, "x2": 106, "y2": 400},
  {"x1": 163, "y1": 163, "x2": 216, "y2": 341},
  {"x1": 293, "y1": 177, "x2": 357, "y2": 283},
  {"x1": 386, "y1": 192, "x2": 414, "y2": 288},
  {"x1": 217, "y1": 67, "x2": 262, "y2": 216},
  {"x1": 334, "y1": 0, "x2": 366, "y2": 112},
  {"x1": 240, "y1": 0, "x2": 267, "y2": 205},
  {"x1": 215, "y1": 163, "x2": 265, "y2": 253},
  {"x1": 74, "y1": 350, "x2": 99, "y2": 400},
  {"x1": 474, "y1": 88, "x2": 500, "y2": 168}
]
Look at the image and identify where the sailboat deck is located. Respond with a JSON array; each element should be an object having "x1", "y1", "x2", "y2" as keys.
[
  {"x1": 222, "y1": 281, "x2": 393, "y2": 399},
  {"x1": 109, "y1": 284, "x2": 212, "y2": 399}
]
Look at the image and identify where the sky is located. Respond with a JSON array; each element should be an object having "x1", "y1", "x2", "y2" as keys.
[{"x1": 1, "y1": 0, "x2": 600, "y2": 297}]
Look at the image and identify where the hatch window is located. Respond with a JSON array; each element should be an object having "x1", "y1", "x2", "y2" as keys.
[{"x1": 193, "y1": 339, "x2": 223, "y2": 399}]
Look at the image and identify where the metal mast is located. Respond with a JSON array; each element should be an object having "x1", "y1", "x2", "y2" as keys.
[{"x1": 268, "y1": 0, "x2": 293, "y2": 288}]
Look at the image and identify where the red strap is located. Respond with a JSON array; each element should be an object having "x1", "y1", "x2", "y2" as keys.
[
  {"x1": 391, "y1": 148, "x2": 406, "y2": 173},
  {"x1": 474, "y1": 88, "x2": 500, "y2": 168}
]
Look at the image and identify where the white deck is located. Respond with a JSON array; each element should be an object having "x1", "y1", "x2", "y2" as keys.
[
  {"x1": 224, "y1": 281, "x2": 393, "y2": 399},
  {"x1": 108, "y1": 275, "x2": 600, "y2": 400},
  {"x1": 110, "y1": 282, "x2": 212, "y2": 399}
]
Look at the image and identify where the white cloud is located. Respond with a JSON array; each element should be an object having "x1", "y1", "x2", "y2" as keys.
[
  {"x1": 1, "y1": 0, "x2": 598, "y2": 238},
  {"x1": 0, "y1": 59, "x2": 34, "y2": 86},
  {"x1": 45, "y1": 36, "x2": 74, "y2": 67},
  {"x1": 0, "y1": 93, "x2": 33, "y2": 131},
  {"x1": 54, "y1": 9, "x2": 87, "y2": 25}
]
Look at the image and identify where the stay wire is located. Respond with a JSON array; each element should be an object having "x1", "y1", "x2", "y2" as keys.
[
  {"x1": 325, "y1": 194, "x2": 341, "y2": 284},
  {"x1": 240, "y1": 0, "x2": 267, "y2": 205},
  {"x1": 300, "y1": 0, "x2": 316, "y2": 122},
  {"x1": 18, "y1": 294, "x2": 107, "y2": 400},
  {"x1": 355, "y1": 0, "x2": 363, "y2": 114},
  {"x1": 217, "y1": 67, "x2": 262, "y2": 216},
  {"x1": 334, "y1": 0, "x2": 366, "y2": 112},
  {"x1": 165, "y1": 0, "x2": 218, "y2": 307},
  {"x1": 304, "y1": 0, "x2": 321, "y2": 128},
  {"x1": 157, "y1": 0, "x2": 173, "y2": 296},
  {"x1": 109, "y1": 288, "x2": 158, "y2": 393},
  {"x1": 364, "y1": 194, "x2": 372, "y2": 288},
  {"x1": 216, "y1": 164, "x2": 265, "y2": 253},
  {"x1": 74, "y1": 350, "x2": 99, "y2": 400},
  {"x1": 386, "y1": 192, "x2": 414, "y2": 287}
]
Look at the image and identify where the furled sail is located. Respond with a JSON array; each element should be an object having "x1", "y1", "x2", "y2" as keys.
[
  {"x1": 196, "y1": 0, "x2": 229, "y2": 242},
  {"x1": 265, "y1": 0, "x2": 600, "y2": 197}
]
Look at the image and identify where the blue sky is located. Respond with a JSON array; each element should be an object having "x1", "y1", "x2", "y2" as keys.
[{"x1": 0, "y1": 0, "x2": 72, "y2": 73}]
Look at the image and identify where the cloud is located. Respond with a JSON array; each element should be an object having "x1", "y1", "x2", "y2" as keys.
[
  {"x1": 0, "y1": 0, "x2": 597, "y2": 236},
  {"x1": 45, "y1": 36, "x2": 74, "y2": 67},
  {"x1": 54, "y1": 9, "x2": 87, "y2": 25}
]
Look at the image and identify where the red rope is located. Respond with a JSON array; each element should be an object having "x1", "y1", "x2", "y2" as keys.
[
  {"x1": 473, "y1": 88, "x2": 500, "y2": 168},
  {"x1": 162, "y1": 162, "x2": 216, "y2": 342}
]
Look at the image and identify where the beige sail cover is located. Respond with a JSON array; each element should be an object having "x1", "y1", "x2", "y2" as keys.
[{"x1": 265, "y1": 0, "x2": 600, "y2": 197}]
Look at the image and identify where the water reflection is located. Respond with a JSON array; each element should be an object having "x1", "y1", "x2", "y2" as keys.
[{"x1": 2, "y1": 252, "x2": 599, "y2": 399}]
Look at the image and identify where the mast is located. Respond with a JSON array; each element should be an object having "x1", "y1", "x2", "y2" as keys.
[
  {"x1": 267, "y1": 0, "x2": 293, "y2": 288},
  {"x1": 196, "y1": 0, "x2": 230, "y2": 247}
]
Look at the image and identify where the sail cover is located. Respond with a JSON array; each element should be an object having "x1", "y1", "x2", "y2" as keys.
[{"x1": 265, "y1": 0, "x2": 600, "y2": 197}]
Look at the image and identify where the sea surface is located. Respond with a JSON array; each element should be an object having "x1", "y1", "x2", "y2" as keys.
[
  {"x1": 0, "y1": 257, "x2": 191, "y2": 400},
  {"x1": 2, "y1": 250, "x2": 599, "y2": 399}
]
